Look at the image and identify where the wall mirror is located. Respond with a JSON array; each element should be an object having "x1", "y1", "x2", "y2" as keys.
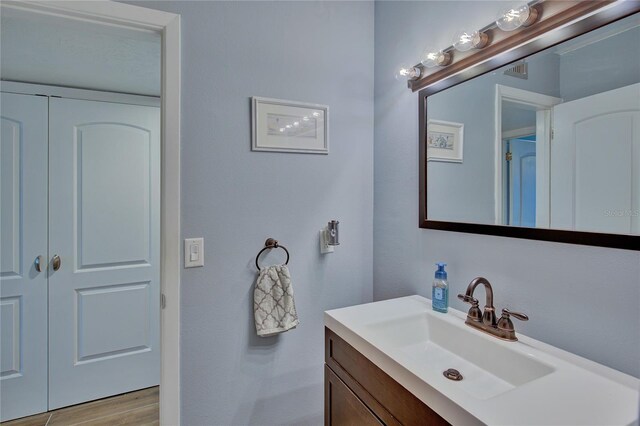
[{"x1": 419, "y1": 2, "x2": 639, "y2": 250}]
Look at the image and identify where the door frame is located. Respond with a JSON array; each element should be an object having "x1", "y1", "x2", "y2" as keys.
[
  {"x1": 2, "y1": 2, "x2": 182, "y2": 424},
  {"x1": 494, "y1": 85, "x2": 561, "y2": 226}
]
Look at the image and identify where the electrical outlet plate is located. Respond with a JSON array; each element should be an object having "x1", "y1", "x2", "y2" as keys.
[
  {"x1": 319, "y1": 229, "x2": 334, "y2": 254},
  {"x1": 184, "y1": 238, "x2": 204, "y2": 267}
]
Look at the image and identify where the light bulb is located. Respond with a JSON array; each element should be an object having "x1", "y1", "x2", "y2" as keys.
[
  {"x1": 421, "y1": 48, "x2": 452, "y2": 68},
  {"x1": 496, "y1": 3, "x2": 537, "y2": 32},
  {"x1": 421, "y1": 49, "x2": 440, "y2": 68},
  {"x1": 454, "y1": 30, "x2": 489, "y2": 51},
  {"x1": 394, "y1": 63, "x2": 421, "y2": 81},
  {"x1": 452, "y1": 30, "x2": 474, "y2": 52}
]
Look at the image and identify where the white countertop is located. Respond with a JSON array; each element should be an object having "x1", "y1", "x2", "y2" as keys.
[{"x1": 325, "y1": 296, "x2": 640, "y2": 426}]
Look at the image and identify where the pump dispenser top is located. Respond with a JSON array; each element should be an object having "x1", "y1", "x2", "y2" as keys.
[{"x1": 435, "y1": 263, "x2": 447, "y2": 280}]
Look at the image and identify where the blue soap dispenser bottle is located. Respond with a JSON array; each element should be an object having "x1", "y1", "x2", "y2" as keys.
[{"x1": 432, "y1": 263, "x2": 449, "y2": 313}]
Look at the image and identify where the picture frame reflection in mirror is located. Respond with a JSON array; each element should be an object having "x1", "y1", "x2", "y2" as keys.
[{"x1": 427, "y1": 119, "x2": 463, "y2": 162}]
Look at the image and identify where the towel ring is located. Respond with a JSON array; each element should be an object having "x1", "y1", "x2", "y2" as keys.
[{"x1": 255, "y1": 238, "x2": 290, "y2": 271}]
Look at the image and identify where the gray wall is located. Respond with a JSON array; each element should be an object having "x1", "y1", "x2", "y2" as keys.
[
  {"x1": 0, "y1": 7, "x2": 160, "y2": 96},
  {"x1": 127, "y1": 1, "x2": 374, "y2": 424},
  {"x1": 560, "y1": 25, "x2": 640, "y2": 101},
  {"x1": 374, "y1": 0, "x2": 640, "y2": 378},
  {"x1": 502, "y1": 105, "x2": 536, "y2": 132}
]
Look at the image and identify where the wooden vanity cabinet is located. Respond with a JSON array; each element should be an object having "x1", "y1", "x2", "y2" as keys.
[{"x1": 324, "y1": 328, "x2": 449, "y2": 426}]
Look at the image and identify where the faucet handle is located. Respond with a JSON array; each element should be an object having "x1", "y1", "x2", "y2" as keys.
[
  {"x1": 497, "y1": 308, "x2": 528, "y2": 334},
  {"x1": 458, "y1": 294, "x2": 482, "y2": 322},
  {"x1": 502, "y1": 308, "x2": 528, "y2": 322},
  {"x1": 457, "y1": 294, "x2": 478, "y2": 305}
]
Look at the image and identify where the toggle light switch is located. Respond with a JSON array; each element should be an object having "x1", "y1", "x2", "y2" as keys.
[{"x1": 184, "y1": 238, "x2": 204, "y2": 268}]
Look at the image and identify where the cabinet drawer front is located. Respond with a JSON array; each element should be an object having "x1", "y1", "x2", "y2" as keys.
[
  {"x1": 325, "y1": 365, "x2": 383, "y2": 426},
  {"x1": 325, "y1": 328, "x2": 449, "y2": 426}
]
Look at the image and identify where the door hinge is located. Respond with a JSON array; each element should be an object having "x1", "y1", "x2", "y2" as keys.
[
  {"x1": 551, "y1": 128, "x2": 555, "y2": 139},
  {"x1": 505, "y1": 151, "x2": 513, "y2": 161},
  {"x1": 161, "y1": 293, "x2": 166, "y2": 309}
]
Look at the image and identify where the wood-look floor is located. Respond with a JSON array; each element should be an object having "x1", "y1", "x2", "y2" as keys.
[{"x1": 2, "y1": 386, "x2": 158, "y2": 426}]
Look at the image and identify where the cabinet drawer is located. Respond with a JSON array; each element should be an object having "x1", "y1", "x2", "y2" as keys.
[
  {"x1": 325, "y1": 365, "x2": 383, "y2": 426},
  {"x1": 325, "y1": 328, "x2": 449, "y2": 426}
]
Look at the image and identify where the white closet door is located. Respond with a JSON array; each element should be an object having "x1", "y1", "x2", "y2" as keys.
[
  {"x1": 48, "y1": 98, "x2": 160, "y2": 409},
  {"x1": 0, "y1": 92, "x2": 49, "y2": 421},
  {"x1": 551, "y1": 83, "x2": 640, "y2": 234}
]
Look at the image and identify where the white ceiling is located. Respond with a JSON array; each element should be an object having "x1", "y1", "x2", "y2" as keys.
[{"x1": 0, "y1": 7, "x2": 161, "y2": 96}]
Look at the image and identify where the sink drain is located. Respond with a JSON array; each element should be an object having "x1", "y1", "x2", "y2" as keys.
[{"x1": 443, "y1": 368, "x2": 463, "y2": 381}]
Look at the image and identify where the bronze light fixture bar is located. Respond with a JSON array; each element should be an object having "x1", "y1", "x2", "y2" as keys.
[{"x1": 408, "y1": 0, "x2": 616, "y2": 93}]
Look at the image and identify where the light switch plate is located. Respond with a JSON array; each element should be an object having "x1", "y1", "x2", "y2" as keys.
[{"x1": 184, "y1": 238, "x2": 204, "y2": 268}]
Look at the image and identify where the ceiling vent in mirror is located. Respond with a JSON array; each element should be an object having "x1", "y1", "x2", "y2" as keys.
[{"x1": 504, "y1": 60, "x2": 528, "y2": 80}]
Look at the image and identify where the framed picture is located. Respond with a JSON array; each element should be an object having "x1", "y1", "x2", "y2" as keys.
[
  {"x1": 252, "y1": 97, "x2": 329, "y2": 154},
  {"x1": 427, "y1": 120, "x2": 464, "y2": 163}
]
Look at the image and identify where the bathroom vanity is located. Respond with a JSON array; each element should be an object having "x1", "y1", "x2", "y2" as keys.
[
  {"x1": 324, "y1": 296, "x2": 639, "y2": 425},
  {"x1": 325, "y1": 328, "x2": 447, "y2": 425}
]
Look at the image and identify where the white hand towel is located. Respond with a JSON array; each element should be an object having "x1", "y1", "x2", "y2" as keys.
[{"x1": 254, "y1": 265, "x2": 299, "y2": 337}]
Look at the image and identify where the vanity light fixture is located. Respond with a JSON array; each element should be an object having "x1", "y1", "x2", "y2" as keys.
[
  {"x1": 496, "y1": 3, "x2": 539, "y2": 32},
  {"x1": 453, "y1": 30, "x2": 489, "y2": 52},
  {"x1": 421, "y1": 49, "x2": 452, "y2": 68},
  {"x1": 401, "y1": 1, "x2": 541, "y2": 86},
  {"x1": 395, "y1": 63, "x2": 422, "y2": 81}
]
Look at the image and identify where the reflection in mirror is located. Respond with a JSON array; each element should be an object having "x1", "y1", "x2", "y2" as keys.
[{"x1": 426, "y1": 13, "x2": 639, "y2": 236}]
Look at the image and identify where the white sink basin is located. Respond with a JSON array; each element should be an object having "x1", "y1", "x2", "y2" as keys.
[
  {"x1": 325, "y1": 296, "x2": 639, "y2": 426},
  {"x1": 365, "y1": 311, "x2": 554, "y2": 400}
]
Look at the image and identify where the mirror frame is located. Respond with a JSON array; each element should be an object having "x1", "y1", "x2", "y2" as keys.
[{"x1": 419, "y1": 1, "x2": 640, "y2": 250}]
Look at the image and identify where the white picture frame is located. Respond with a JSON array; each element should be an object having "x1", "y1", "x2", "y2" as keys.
[
  {"x1": 427, "y1": 119, "x2": 464, "y2": 163},
  {"x1": 252, "y1": 97, "x2": 329, "y2": 154}
]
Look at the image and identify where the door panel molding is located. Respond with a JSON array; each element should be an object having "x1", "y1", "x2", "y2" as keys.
[
  {"x1": 0, "y1": 117, "x2": 22, "y2": 278},
  {"x1": 75, "y1": 122, "x2": 152, "y2": 270},
  {"x1": 0, "y1": 296, "x2": 22, "y2": 378},
  {"x1": 76, "y1": 281, "x2": 152, "y2": 363}
]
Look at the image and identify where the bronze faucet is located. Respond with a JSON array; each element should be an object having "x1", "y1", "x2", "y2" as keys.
[{"x1": 457, "y1": 277, "x2": 528, "y2": 342}]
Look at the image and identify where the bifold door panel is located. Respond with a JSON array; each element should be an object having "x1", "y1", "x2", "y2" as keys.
[
  {"x1": 48, "y1": 98, "x2": 160, "y2": 409},
  {"x1": 0, "y1": 93, "x2": 160, "y2": 420},
  {"x1": 0, "y1": 93, "x2": 49, "y2": 421}
]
